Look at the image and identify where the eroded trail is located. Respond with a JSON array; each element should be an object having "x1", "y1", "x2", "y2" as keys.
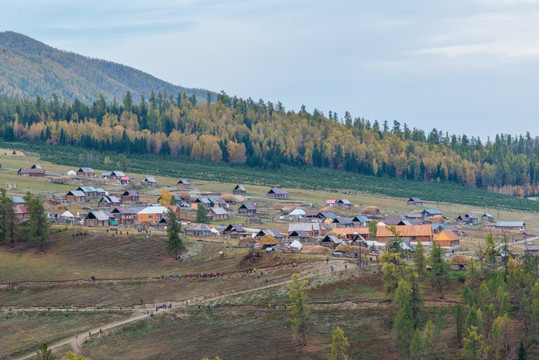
[{"x1": 15, "y1": 260, "x2": 356, "y2": 359}]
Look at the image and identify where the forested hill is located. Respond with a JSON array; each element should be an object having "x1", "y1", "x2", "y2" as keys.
[
  {"x1": 0, "y1": 31, "x2": 215, "y2": 103},
  {"x1": 0, "y1": 92, "x2": 537, "y2": 199}
]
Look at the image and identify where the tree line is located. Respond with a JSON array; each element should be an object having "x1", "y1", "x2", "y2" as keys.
[{"x1": 0, "y1": 91, "x2": 537, "y2": 196}]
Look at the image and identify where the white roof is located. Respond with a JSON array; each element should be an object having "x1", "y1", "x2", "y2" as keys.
[
  {"x1": 137, "y1": 206, "x2": 170, "y2": 215},
  {"x1": 67, "y1": 170, "x2": 76, "y2": 176},
  {"x1": 289, "y1": 208, "x2": 306, "y2": 216},
  {"x1": 290, "y1": 240, "x2": 303, "y2": 250},
  {"x1": 61, "y1": 211, "x2": 74, "y2": 218}
]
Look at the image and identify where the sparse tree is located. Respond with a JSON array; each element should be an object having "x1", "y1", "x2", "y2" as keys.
[
  {"x1": 329, "y1": 326, "x2": 349, "y2": 360},
  {"x1": 27, "y1": 194, "x2": 49, "y2": 250},
  {"x1": 485, "y1": 232, "x2": 496, "y2": 269},
  {"x1": 31, "y1": 343, "x2": 55, "y2": 360},
  {"x1": 412, "y1": 240, "x2": 426, "y2": 277},
  {"x1": 166, "y1": 210, "x2": 184, "y2": 256},
  {"x1": 288, "y1": 274, "x2": 309, "y2": 346},
  {"x1": 368, "y1": 220, "x2": 378, "y2": 241},
  {"x1": 61, "y1": 352, "x2": 88, "y2": 360},
  {"x1": 460, "y1": 326, "x2": 487, "y2": 360},
  {"x1": 409, "y1": 329, "x2": 423, "y2": 360},
  {"x1": 195, "y1": 204, "x2": 210, "y2": 223},
  {"x1": 429, "y1": 242, "x2": 449, "y2": 298}
]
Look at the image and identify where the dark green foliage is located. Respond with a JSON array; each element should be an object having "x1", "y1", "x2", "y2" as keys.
[
  {"x1": 195, "y1": 205, "x2": 210, "y2": 224},
  {"x1": 0, "y1": 31, "x2": 215, "y2": 104},
  {"x1": 429, "y1": 243, "x2": 450, "y2": 299},
  {"x1": 165, "y1": 210, "x2": 185, "y2": 256},
  {"x1": 31, "y1": 343, "x2": 55, "y2": 360},
  {"x1": 517, "y1": 340, "x2": 527, "y2": 360},
  {"x1": 26, "y1": 194, "x2": 49, "y2": 250}
]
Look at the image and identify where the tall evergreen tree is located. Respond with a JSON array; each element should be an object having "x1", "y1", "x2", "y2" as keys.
[
  {"x1": 288, "y1": 274, "x2": 309, "y2": 346},
  {"x1": 429, "y1": 242, "x2": 449, "y2": 298},
  {"x1": 195, "y1": 204, "x2": 210, "y2": 223},
  {"x1": 329, "y1": 326, "x2": 349, "y2": 360},
  {"x1": 27, "y1": 195, "x2": 49, "y2": 250},
  {"x1": 412, "y1": 240, "x2": 426, "y2": 278},
  {"x1": 166, "y1": 210, "x2": 185, "y2": 256}
]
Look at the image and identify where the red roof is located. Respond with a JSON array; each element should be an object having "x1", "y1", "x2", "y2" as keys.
[{"x1": 13, "y1": 205, "x2": 29, "y2": 214}]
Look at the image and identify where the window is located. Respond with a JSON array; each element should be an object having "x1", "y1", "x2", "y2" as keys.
[{"x1": 149, "y1": 215, "x2": 153, "y2": 219}]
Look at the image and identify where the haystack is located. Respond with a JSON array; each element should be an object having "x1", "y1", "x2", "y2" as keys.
[
  {"x1": 334, "y1": 244, "x2": 369, "y2": 254},
  {"x1": 302, "y1": 245, "x2": 332, "y2": 254},
  {"x1": 220, "y1": 194, "x2": 235, "y2": 203},
  {"x1": 259, "y1": 234, "x2": 278, "y2": 245},
  {"x1": 178, "y1": 192, "x2": 190, "y2": 200},
  {"x1": 451, "y1": 254, "x2": 469, "y2": 266},
  {"x1": 362, "y1": 206, "x2": 380, "y2": 215},
  {"x1": 425, "y1": 215, "x2": 445, "y2": 223}
]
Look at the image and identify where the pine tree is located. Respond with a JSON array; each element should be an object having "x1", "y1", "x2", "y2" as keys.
[
  {"x1": 517, "y1": 340, "x2": 527, "y2": 360},
  {"x1": 455, "y1": 304, "x2": 465, "y2": 346},
  {"x1": 196, "y1": 204, "x2": 210, "y2": 223},
  {"x1": 288, "y1": 274, "x2": 309, "y2": 346},
  {"x1": 485, "y1": 232, "x2": 496, "y2": 269},
  {"x1": 460, "y1": 326, "x2": 486, "y2": 360},
  {"x1": 392, "y1": 279, "x2": 417, "y2": 355},
  {"x1": 408, "y1": 329, "x2": 423, "y2": 360},
  {"x1": 166, "y1": 210, "x2": 184, "y2": 256},
  {"x1": 329, "y1": 326, "x2": 349, "y2": 360},
  {"x1": 412, "y1": 240, "x2": 426, "y2": 278},
  {"x1": 27, "y1": 195, "x2": 49, "y2": 250},
  {"x1": 429, "y1": 242, "x2": 449, "y2": 298},
  {"x1": 32, "y1": 343, "x2": 55, "y2": 360}
]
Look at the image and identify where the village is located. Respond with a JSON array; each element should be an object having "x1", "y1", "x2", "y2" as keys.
[{"x1": 11, "y1": 161, "x2": 535, "y2": 260}]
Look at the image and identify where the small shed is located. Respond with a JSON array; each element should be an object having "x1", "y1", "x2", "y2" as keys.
[
  {"x1": 141, "y1": 176, "x2": 157, "y2": 187},
  {"x1": 320, "y1": 235, "x2": 343, "y2": 249},
  {"x1": 238, "y1": 203, "x2": 257, "y2": 216},
  {"x1": 335, "y1": 199, "x2": 352, "y2": 209},
  {"x1": 121, "y1": 190, "x2": 140, "y2": 203},
  {"x1": 208, "y1": 207, "x2": 229, "y2": 221},
  {"x1": 65, "y1": 190, "x2": 87, "y2": 203},
  {"x1": 481, "y1": 213, "x2": 494, "y2": 223},
  {"x1": 267, "y1": 188, "x2": 288, "y2": 199},
  {"x1": 84, "y1": 211, "x2": 111, "y2": 227},
  {"x1": 177, "y1": 179, "x2": 191, "y2": 189},
  {"x1": 407, "y1": 197, "x2": 423, "y2": 206},
  {"x1": 77, "y1": 167, "x2": 95, "y2": 177},
  {"x1": 233, "y1": 184, "x2": 246, "y2": 195}
]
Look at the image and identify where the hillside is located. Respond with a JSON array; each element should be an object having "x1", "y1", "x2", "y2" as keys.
[{"x1": 0, "y1": 31, "x2": 216, "y2": 103}]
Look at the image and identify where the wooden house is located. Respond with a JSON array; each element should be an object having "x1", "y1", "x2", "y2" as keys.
[
  {"x1": 223, "y1": 224, "x2": 248, "y2": 238},
  {"x1": 238, "y1": 203, "x2": 257, "y2": 216},
  {"x1": 288, "y1": 230, "x2": 312, "y2": 244},
  {"x1": 325, "y1": 199, "x2": 336, "y2": 207},
  {"x1": 76, "y1": 167, "x2": 95, "y2": 177},
  {"x1": 481, "y1": 213, "x2": 494, "y2": 223},
  {"x1": 233, "y1": 184, "x2": 246, "y2": 195},
  {"x1": 13, "y1": 205, "x2": 30, "y2": 221},
  {"x1": 65, "y1": 190, "x2": 87, "y2": 203},
  {"x1": 524, "y1": 245, "x2": 539, "y2": 257},
  {"x1": 98, "y1": 196, "x2": 122, "y2": 208},
  {"x1": 84, "y1": 211, "x2": 111, "y2": 227},
  {"x1": 120, "y1": 176, "x2": 131, "y2": 185},
  {"x1": 77, "y1": 186, "x2": 98, "y2": 198},
  {"x1": 495, "y1": 221, "x2": 526, "y2": 233},
  {"x1": 208, "y1": 207, "x2": 229, "y2": 221},
  {"x1": 111, "y1": 207, "x2": 145, "y2": 225},
  {"x1": 335, "y1": 199, "x2": 352, "y2": 209},
  {"x1": 376, "y1": 225, "x2": 433, "y2": 244},
  {"x1": 121, "y1": 190, "x2": 140, "y2": 203},
  {"x1": 177, "y1": 180, "x2": 190, "y2": 189},
  {"x1": 407, "y1": 197, "x2": 423, "y2": 206},
  {"x1": 192, "y1": 197, "x2": 211, "y2": 209},
  {"x1": 332, "y1": 217, "x2": 354, "y2": 228},
  {"x1": 352, "y1": 215, "x2": 371, "y2": 227},
  {"x1": 421, "y1": 209, "x2": 442, "y2": 220},
  {"x1": 433, "y1": 229, "x2": 460, "y2": 249},
  {"x1": 255, "y1": 229, "x2": 285, "y2": 241},
  {"x1": 184, "y1": 224, "x2": 213, "y2": 237},
  {"x1": 18, "y1": 167, "x2": 45, "y2": 177},
  {"x1": 141, "y1": 176, "x2": 157, "y2": 187},
  {"x1": 136, "y1": 206, "x2": 178, "y2": 223},
  {"x1": 288, "y1": 223, "x2": 321, "y2": 237},
  {"x1": 109, "y1": 171, "x2": 126, "y2": 179},
  {"x1": 266, "y1": 188, "x2": 288, "y2": 199},
  {"x1": 330, "y1": 227, "x2": 371, "y2": 241},
  {"x1": 319, "y1": 235, "x2": 343, "y2": 249}
]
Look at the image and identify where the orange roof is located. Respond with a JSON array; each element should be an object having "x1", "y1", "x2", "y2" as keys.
[
  {"x1": 329, "y1": 227, "x2": 370, "y2": 236},
  {"x1": 434, "y1": 229, "x2": 459, "y2": 241},
  {"x1": 377, "y1": 225, "x2": 433, "y2": 238}
]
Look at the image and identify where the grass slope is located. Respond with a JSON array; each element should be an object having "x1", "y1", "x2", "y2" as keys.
[{"x1": 12, "y1": 141, "x2": 538, "y2": 213}]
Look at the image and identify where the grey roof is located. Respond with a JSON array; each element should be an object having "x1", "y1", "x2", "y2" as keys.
[
  {"x1": 178, "y1": 179, "x2": 190, "y2": 184},
  {"x1": 496, "y1": 221, "x2": 525, "y2": 227},
  {"x1": 319, "y1": 212, "x2": 337, "y2": 220},
  {"x1": 190, "y1": 224, "x2": 211, "y2": 231},
  {"x1": 288, "y1": 223, "x2": 320, "y2": 232},
  {"x1": 423, "y1": 209, "x2": 442, "y2": 216},
  {"x1": 234, "y1": 184, "x2": 246, "y2": 191},
  {"x1": 408, "y1": 197, "x2": 422, "y2": 202},
  {"x1": 78, "y1": 186, "x2": 97, "y2": 193},
  {"x1": 100, "y1": 196, "x2": 121, "y2": 203},
  {"x1": 240, "y1": 203, "x2": 257, "y2": 210},
  {"x1": 268, "y1": 188, "x2": 288, "y2": 195},
  {"x1": 144, "y1": 176, "x2": 157, "y2": 182},
  {"x1": 19, "y1": 168, "x2": 44, "y2": 174},
  {"x1": 122, "y1": 190, "x2": 139, "y2": 196},
  {"x1": 321, "y1": 235, "x2": 343, "y2": 244},
  {"x1": 333, "y1": 216, "x2": 353, "y2": 225},
  {"x1": 482, "y1": 213, "x2": 493, "y2": 218},
  {"x1": 112, "y1": 207, "x2": 144, "y2": 215},
  {"x1": 195, "y1": 197, "x2": 211, "y2": 204},
  {"x1": 96, "y1": 188, "x2": 106, "y2": 194},
  {"x1": 210, "y1": 207, "x2": 228, "y2": 215},
  {"x1": 31, "y1": 164, "x2": 43, "y2": 169},
  {"x1": 525, "y1": 245, "x2": 539, "y2": 251},
  {"x1": 338, "y1": 199, "x2": 352, "y2": 205},
  {"x1": 86, "y1": 211, "x2": 110, "y2": 221},
  {"x1": 67, "y1": 190, "x2": 86, "y2": 197},
  {"x1": 111, "y1": 171, "x2": 125, "y2": 177},
  {"x1": 78, "y1": 167, "x2": 94, "y2": 173},
  {"x1": 225, "y1": 224, "x2": 245, "y2": 232},
  {"x1": 289, "y1": 230, "x2": 310, "y2": 238},
  {"x1": 257, "y1": 229, "x2": 284, "y2": 238}
]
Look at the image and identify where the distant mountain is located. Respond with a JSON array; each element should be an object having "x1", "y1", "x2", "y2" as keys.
[{"x1": 0, "y1": 31, "x2": 216, "y2": 103}]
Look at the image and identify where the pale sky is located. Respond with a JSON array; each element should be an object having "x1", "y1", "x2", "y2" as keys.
[{"x1": 2, "y1": 0, "x2": 539, "y2": 138}]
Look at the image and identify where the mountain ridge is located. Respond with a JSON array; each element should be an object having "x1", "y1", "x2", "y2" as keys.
[{"x1": 0, "y1": 31, "x2": 216, "y2": 103}]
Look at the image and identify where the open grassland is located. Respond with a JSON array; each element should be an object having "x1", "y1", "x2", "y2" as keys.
[{"x1": 0, "y1": 310, "x2": 129, "y2": 359}]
